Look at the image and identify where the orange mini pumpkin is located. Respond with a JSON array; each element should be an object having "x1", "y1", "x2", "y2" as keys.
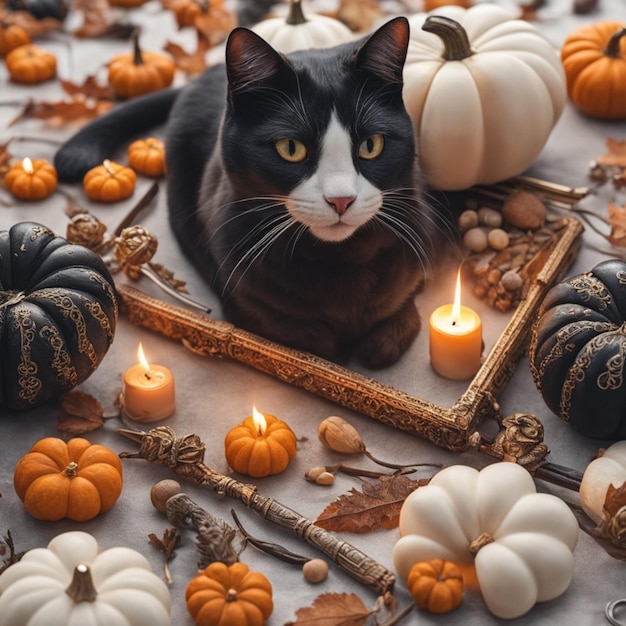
[
  {"x1": 4, "y1": 157, "x2": 58, "y2": 200},
  {"x1": 561, "y1": 21, "x2": 626, "y2": 120},
  {"x1": 108, "y1": 31, "x2": 175, "y2": 99},
  {"x1": 225, "y1": 411, "x2": 296, "y2": 478},
  {"x1": 407, "y1": 559, "x2": 463, "y2": 614},
  {"x1": 83, "y1": 159, "x2": 136, "y2": 202},
  {"x1": 13, "y1": 436, "x2": 123, "y2": 522},
  {"x1": 186, "y1": 561, "x2": 273, "y2": 626},
  {"x1": 128, "y1": 137, "x2": 166, "y2": 177},
  {"x1": 6, "y1": 43, "x2": 56, "y2": 84},
  {"x1": 0, "y1": 20, "x2": 31, "y2": 56}
]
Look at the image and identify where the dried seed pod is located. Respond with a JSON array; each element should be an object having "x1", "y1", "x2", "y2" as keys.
[
  {"x1": 305, "y1": 466, "x2": 328, "y2": 482},
  {"x1": 66, "y1": 212, "x2": 108, "y2": 249},
  {"x1": 150, "y1": 479, "x2": 183, "y2": 514},
  {"x1": 317, "y1": 416, "x2": 365, "y2": 455},
  {"x1": 315, "y1": 471, "x2": 336, "y2": 486},
  {"x1": 303, "y1": 559, "x2": 329, "y2": 583},
  {"x1": 115, "y1": 225, "x2": 158, "y2": 279},
  {"x1": 501, "y1": 190, "x2": 546, "y2": 230}
]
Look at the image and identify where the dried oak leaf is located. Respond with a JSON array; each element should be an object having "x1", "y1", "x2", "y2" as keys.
[
  {"x1": 0, "y1": 9, "x2": 62, "y2": 36},
  {"x1": 313, "y1": 474, "x2": 426, "y2": 533},
  {"x1": 192, "y1": 7, "x2": 237, "y2": 46},
  {"x1": 57, "y1": 389, "x2": 105, "y2": 434},
  {"x1": 603, "y1": 481, "x2": 626, "y2": 519},
  {"x1": 164, "y1": 33, "x2": 212, "y2": 75},
  {"x1": 61, "y1": 76, "x2": 116, "y2": 101},
  {"x1": 596, "y1": 137, "x2": 626, "y2": 169},
  {"x1": 607, "y1": 201, "x2": 626, "y2": 248},
  {"x1": 286, "y1": 592, "x2": 372, "y2": 626},
  {"x1": 10, "y1": 97, "x2": 113, "y2": 127},
  {"x1": 0, "y1": 140, "x2": 13, "y2": 177}
]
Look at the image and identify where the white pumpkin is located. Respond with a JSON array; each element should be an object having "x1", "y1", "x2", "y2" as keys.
[
  {"x1": 579, "y1": 440, "x2": 626, "y2": 525},
  {"x1": 393, "y1": 462, "x2": 579, "y2": 619},
  {"x1": 0, "y1": 531, "x2": 171, "y2": 626},
  {"x1": 251, "y1": 0, "x2": 353, "y2": 53},
  {"x1": 403, "y1": 4, "x2": 566, "y2": 190}
]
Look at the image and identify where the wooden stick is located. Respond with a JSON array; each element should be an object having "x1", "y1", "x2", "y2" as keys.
[{"x1": 118, "y1": 425, "x2": 397, "y2": 594}]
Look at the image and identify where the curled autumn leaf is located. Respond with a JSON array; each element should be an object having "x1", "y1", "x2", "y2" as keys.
[
  {"x1": 286, "y1": 592, "x2": 372, "y2": 626},
  {"x1": 57, "y1": 389, "x2": 105, "y2": 434},
  {"x1": 607, "y1": 201, "x2": 626, "y2": 248}
]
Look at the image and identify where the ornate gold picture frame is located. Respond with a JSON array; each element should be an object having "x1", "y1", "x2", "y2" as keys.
[{"x1": 117, "y1": 176, "x2": 586, "y2": 465}]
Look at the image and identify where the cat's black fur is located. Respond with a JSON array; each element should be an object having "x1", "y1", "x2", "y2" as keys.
[{"x1": 55, "y1": 18, "x2": 446, "y2": 368}]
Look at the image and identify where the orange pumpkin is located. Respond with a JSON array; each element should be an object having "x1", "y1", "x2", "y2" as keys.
[
  {"x1": 108, "y1": 0, "x2": 151, "y2": 6},
  {"x1": 168, "y1": 0, "x2": 210, "y2": 28},
  {"x1": 127, "y1": 137, "x2": 166, "y2": 177},
  {"x1": 186, "y1": 562, "x2": 273, "y2": 626},
  {"x1": 13, "y1": 437, "x2": 123, "y2": 522},
  {"x1": 561, "y1": 21, "x2": 626, "y2": 120},
  {"x1": 83, "y1": 159, "x2": 136, "y2": 202},
  {"x1": 108, "y1": 31, "x2": 175, "y2": 99},
  {"x1": 407, "y1": 559, "x2": 463, "y2": 614},
  {"x1": 224, "y1": 411, "x2": 296, "y2": 478},
  {"x1": 6, "y1": 43, "x2": 56, "y2": 84},
  {"x1": 423, "y1": 0, "x2": 471, "y2": 9},
  {"x1": 0, "y1": 20, "x2": 31, "y2": 56},
  {"x1": 4, "y1": 157, "x2": 58, "y2": 200}
]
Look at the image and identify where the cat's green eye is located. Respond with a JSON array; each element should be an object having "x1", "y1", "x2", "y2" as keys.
[
  {"x1": 358, "y1": 134, "x2": 384, "y2": 160},
  {"x1": 275, "y1": 138, "x2": 307, "y2": 162}
]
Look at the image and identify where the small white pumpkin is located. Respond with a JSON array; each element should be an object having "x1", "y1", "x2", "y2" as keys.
[
  {"x1": 251, "y1": 0, "x2": 353, "y2": 53},
  {"x1": 403, "y1": 4, "x2": 566, "y2": 190},
  {"x1": 393, "y1": 462, "x2": 578, "y2": 619},
  {"x1": 579, "y1": 441, "x2": 626, "y2": 525},
  {"x1": 0, "y1": 531, "x2": 171, "y2": 626}
]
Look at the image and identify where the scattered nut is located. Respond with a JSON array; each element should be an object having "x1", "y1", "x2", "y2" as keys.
[
  {"x1": 458, "y1": 209, "x2": 479, "y2": 231},
  {"x1": 501, "y1": 190, "x2": 546, "y2": 230},
  {"x1": 303, "y1": 559, "x2": 329, "y2": 583},
  {"x1": 487, "y1": 228, "x2": 509, "y2": 251},
  {"x1": 315, "y1": 471, "x2": 335, "y2": 486},
  {"x1": 478, "y1": 207, "x2": 503, "y2": 228},
  {"x1": 501, "y1": 270, "x2": 524, "y2": 292},
  {"x1": 150, "y1": 479, "x2": 182, "y2": 514},
  {"x1": 463, "y1": 227, "x2": 488, "y2": 253}
]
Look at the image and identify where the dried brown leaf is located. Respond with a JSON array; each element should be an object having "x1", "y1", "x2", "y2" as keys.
[
  {"x1": 286, "y1": 592, "x2": 372, "y2": 626},
  {"x1": 61, "y1": 76, "x2": 115, "y2": 101},
  {"x1": 596, "y1": 138, "x2": 626, "y2": 169},
  {"x1": 604, "y1": 481, "x2": 626, "y2": 518},
  {"x1": 149, "y1": 262, "x2": 189, "y2": 293},
  {"x1": 57, "y1": 390, "x2": 105, "y2": 434},
  {"x1": 192, "y1": 7, "x2": 236, "y2": 46},
  {"x1": 607, "y1": 201, "x2": 626, "y2": 248},
  {"x1": 0, "y1": 139, "x2": 13, "y2": 177},
  {"x1": 164, "y1": 33, "x2": 212, "y2": 75},
  {"x1": 313, "y1": 474, "x2": 425, "y2": 533},
  {"x1": 10, "y1": 97, "x2": 113, "y2": 127},
  {"x1": 0, "y1": 9, "x2": 62, "y2": 36}
]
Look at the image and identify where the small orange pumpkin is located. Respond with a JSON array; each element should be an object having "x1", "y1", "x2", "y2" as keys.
[
  {"x1": 13, "y1": 436, "x2": 123, "y2": 522},
  {"x1": 186, "y1": 561, "x2": 273, "y2": 626},
  {"x1": 0, "y1": 20, "x2": 31, "y2": 56},
  {"x1": 4, "y1": 157, "x2": 58, "y2": 200},
  {"x1": 423, "y1": 0, "x2": 471, "y2": 9},
  {"x1": 561, "y1": 21, "x2": 626, "y2": 120},
  {"x1": 108, "y1": 30, "x2": 175, "y2": 99},
  {"x1": 224, "y1": 411, "x2": 296, "y2": 478},
  {"x1": 407, "y1": 559, "x2": 463, "y2": 614},
  {"x1": 6, "y1": 43, "x2": 56, "y2": 84},
  {"x1": 83, "y1": 159, "x2": 136, "y2": 202},
  {"x1": 128, "y1": 137, "x2": 166, "y2": 177},
  {"x1": 168, "y1": 0, "x2": 210, "y2": 28}
]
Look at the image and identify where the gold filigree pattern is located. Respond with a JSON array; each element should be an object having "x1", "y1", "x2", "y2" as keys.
[
  {"x1": 568, "y1": 274, "x2": 612, "y2": 310},
  {"x1": 13, "y1": 305, "x2": 42, "y2": 404},
  {"x1": 41, "y1": 324, "x2": 77, "y2": 387}
]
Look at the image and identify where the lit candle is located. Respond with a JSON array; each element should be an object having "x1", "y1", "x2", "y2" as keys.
[
  {"x1": 4, "y1": 157, "x2": 58, "y2": 201},
  {"x1": 122, "y1": 343, "x2": 175, "y2": 422},
  {"x1": 429, "y1": 270, "x2": 483, "y2": 380}
]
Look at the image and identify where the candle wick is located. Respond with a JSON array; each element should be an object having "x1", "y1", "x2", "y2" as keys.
[
  {"x1": 451, "y1": 320, "x2": 457, "y2": 327},
  {"x1": 144, "y1": 370, "x2": 152, "y2": 380}
]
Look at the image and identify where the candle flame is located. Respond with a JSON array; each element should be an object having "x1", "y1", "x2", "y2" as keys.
[
  {"x1": 252, "y1": 405, "x2": 267, "y2": 435},
  {"x1": 22, "y1": 157, "x2": 34, "y2": 174},
  {"x1": 137, "y1": 342, "x2": 152, "y2": 379},
  {"x1": 451, "y1": 269, "x2": 462, "y2": 326}
]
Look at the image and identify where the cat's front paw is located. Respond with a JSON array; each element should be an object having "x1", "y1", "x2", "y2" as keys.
[{"x1": 356, "y1": 301, "x2": 420, "y2": 369}]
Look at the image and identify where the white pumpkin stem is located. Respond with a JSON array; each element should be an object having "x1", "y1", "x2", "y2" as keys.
[
  {"x1": 605, "y1": 28, "x2": 626, "y2": 58},
  {"x1": 63, "y1": 461, "x2": 79, "y2": 478},
  {"x1": 286, "y1": 0, "x2": 307, "y2": 26},
  {"x1": 468, "y1": 532, "x2": 495, "y2": 555},
  {"x1": 226, "y1": 588, "x2": 238, "y2": 602},
  {"x1": 422, "y1": 15, "x2": 473, "y2": 62},
  {"x1": 66, "y1": 564, "x2": 98, "y2": 603}
]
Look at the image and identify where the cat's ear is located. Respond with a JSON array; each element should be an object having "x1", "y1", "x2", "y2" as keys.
[
  {"x1": 225, "y1": 27, "x2": 290, "y2": 95},
  {"x1": 355, "y1": 16, "x2": 409, "y2": 85}
]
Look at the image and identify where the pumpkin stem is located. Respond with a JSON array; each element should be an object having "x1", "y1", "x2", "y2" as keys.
[
  {"x1": 422, "y1": 15, "x2": 473, "y2": 62},
  {"x1": 286, "y1": 0, "x2": 307, "y2": 26},
  {"x1": 0, "y1": 291, "x2": 26, "y2": 309},
  {"x1": 605, "y1": 28, "x2": 626, "y2": 58},
  {"x1": 468, "y1": 532, "x2": 495, "y2": 555},
  {"x1": 131, "y1": 29, "x2": 143, "y2": 65},
  {"x1": 226, "y1": 588, "x2": 238, "y2": 602},
  {"x1": 65, "y1": 563, "x2": 98, "y2": 603},
  {"x1": 64, "y1": 461, "x2": 79, "y2": 478}
]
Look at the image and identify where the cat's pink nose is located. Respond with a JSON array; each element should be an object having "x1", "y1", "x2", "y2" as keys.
[{"x1": 326, "y1": 196, "x2": 355, "y2": 216}]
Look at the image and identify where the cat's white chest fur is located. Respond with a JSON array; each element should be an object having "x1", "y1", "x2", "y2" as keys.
[{"x1": 286, "y1": 113, "x2": 382, "y2": 243}]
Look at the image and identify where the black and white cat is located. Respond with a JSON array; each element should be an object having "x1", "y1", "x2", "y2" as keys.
[{"x1": 55, "y1": 17, "x2": 448, "y2": 368}]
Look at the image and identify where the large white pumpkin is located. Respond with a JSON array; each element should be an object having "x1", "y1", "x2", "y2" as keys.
[
  {"x1": 0, "y1": 531, "x2": 171, "y2": 626},
  {"x1": 403, "y1": 4, "x2": 566, "y2": 190}
]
